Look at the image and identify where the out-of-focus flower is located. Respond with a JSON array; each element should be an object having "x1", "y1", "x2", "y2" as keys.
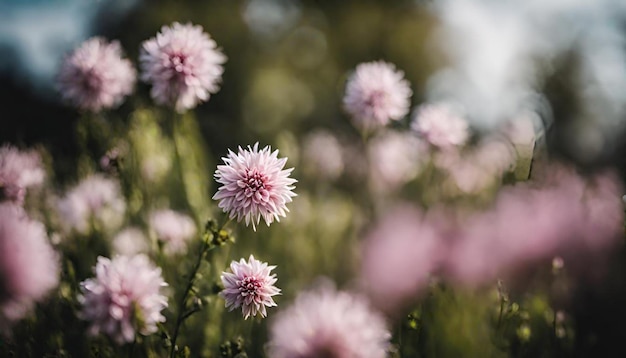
[
  {"x1": 301, "y1": 130, "x2": 344, "y2": 181},
  {"x1": 267, "y1": 281, "x2": 390, "y2": 358},
  {"x1": 445, "y1": 167, "x2": 624, "y2": 286},
  {"x1": 343, "y1": 61, "x2": 412, "y2": 131},
  {"x1": 140, "y1": 22, "x2": 226, "y2": 112},
  {"x1": 219, "y1": 255, "x2": 280, "y2": 319},
  {"x1": 0, "y1": 203, "x2": 59, "y2": 329},
  {"x1": 57, "y1": 37, "x2": 136, "y2": 112},
  {"x1": 78, "y1": 255, "x2": 168, "y2": 344},
  {"x1": 0, "y1": 145, "x2": 45, "y2": 205},
  {"x1": 213, "y1": 143, "x2": 297, "y2": 231},
  {"x1": 111, "y1": 227, "x2": 149, "y2": 256},
  {"x1": 360, "y1": 205, "x2": 444, "y2": 314},
  {"x1": 148, "y1": 209, "x2": 196, "y2": 255},
  {"x1": 56, "y1": 174, "x2": 126, "y2": 235},
  {"x1": 367, "y1": 131, "x2": 426, "y2": 194},
  {"x1": 411, "y1": 103, "x2": 469, "y2": 149}
]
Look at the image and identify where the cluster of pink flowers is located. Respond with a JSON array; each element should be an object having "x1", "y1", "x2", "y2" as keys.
[
  {"x1": 140, "y1": 22, "x2": 227, "y2": 112},
  {"x1": 57, "y1": 37, "x2": 136, "y2": 112},
  {"x1": 0, "y1": 203, "x2": 59, "y2": 330},
  {"x1": 149, "y1": 209, "x2": 197, "y2": 255},
  {"x1": 343, "y1": 61, "x2": 412, "y2": 131},
  {"x1": 78, "y1": 255, "x2": 168, "y2": 344},
  {"x1": 213, "y1": 143, "x2": 297, "y2": 231},
  {"x1": 0, "y1": 145, "x2": 45, "y2": 204},
  {"x1": 220, "y1": 255, "x2": 281, "y2": 319},
  {"x1": 267, "y1": 281, "x2": 390, "y2": 358}
]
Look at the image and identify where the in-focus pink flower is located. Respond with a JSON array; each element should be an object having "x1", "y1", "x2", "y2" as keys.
[
  {"x1": 149, "y1": 209, "x2": 196, "y2": 255},
  {"x1": 0, "y1": 145, "x2": 45, "y2": 204},
  {"x1": 343, "y1": 61, "x2": 412, "y2": 131},
  {"x1": 411, "y1": 103, "x2": 469, "y2": 149},
  {"x1": 0, "y1": 203, "x2": 59, "y2": 329},
  {"x1": 213, "y1": 143, "x2": 297, "y2": 230},
  {"x1": 219, "y1": 255, "x2": 280, "y2": 319},
  {"x1": 78, "y1": 255, "x2": 168, "y2": 344},
  {"x1": 140, "y1": 22, "x2": 227, "y2": 112},
  {"x1": 360, "y1": 205, "x2": 444, "y2": 314},
  {"x1": 268, "y1": 281, "x2": 390, "y2": 358},
  {"x1": 56, "y1": 174, "x2": 126, "y2": 235},
  {"x1": 57, "y1": 37, "x2": 136, "y2": 112}
]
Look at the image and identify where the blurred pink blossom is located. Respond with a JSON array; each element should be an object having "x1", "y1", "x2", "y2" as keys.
[
  {"x1": 56, "y1": 174, "x2": 126, "y2": 235},
  {"x1": 213, "y1": 143, "x2": 297, "y2": 230},
  {"x1": 0, "y1": 203, "x2": 59, "y2": 330},
  {"x1": 343, "y1": 61, "x2": 412, "y2": 131},
  {"x1": 301, "y1": 130, "x2": 344, "y2": 181},
  {"x1": 0, "y1": 145, "x2": 45, "y2": 205},
  {"x1": 140, "y1": 22, "x2": 226, "y2": 112},
  {"x1": 57, "y1": 37, "x2": 136, "y2": 112},
  {"x1": 360, "y1": 205, "x2": 444, "y2": 314},
  {"x1": 111, "y1": 227, "x2": 149, "y2": 256},
  {"x1": 267, "y1": 281, "x2": 390, "y2": 358},
  {"x1": 79, "y1": 255, "x2": 168, "y2": 344},
  {"x1": 411, "y1": 103, "x2": 469, "y2": 149},
  {"x1": 149, "y1": 209, "x2": 196, "y2": 255},
  {"x1": 220, "y1": 255, "x2": 281, "y2": 319}
]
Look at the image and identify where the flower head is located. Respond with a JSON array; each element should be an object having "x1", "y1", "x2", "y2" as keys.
[
  {"x1": 267, "y1": 282, "x2": 390, "y2": 358},
  {"x1": 343, "y1": 61, "x2": 412, "y2": 131},
  {"x1": 0, "y1": 145, "x2": 45, "y2": 204},
  {"x1": 411, "y1": 103, "x2": 469, "y2": 149},
  {"x1": 78, "y1": 255, "x2": 168, "y2": 344},
  {"x1": 57, "y1": 37, "x2": 136, "y2": 112},
  {"x1": 301, "y1": 130, "x2": 344, "y2": 181},
  {"x1": 213, "y1": 143, "x2": 297, "y2": 230},
  {"x1": 56, "y1": 174, "x2": 126, "y2": 235},
  {"x1": 148, "y1": 209, "x2": 196, "y2": 255},
  {"x1": 220, "y1": 255, "x2": 280, "y2": 319},
  {"x1": 140, "y1": 22, "x2": 227, "y2": 112},
  {"x1": 0, "y1": 203, "x2": 59, "y2": 329},
  {"x1": 111, "y1": 227, "x2": 149, "y2": 256}
]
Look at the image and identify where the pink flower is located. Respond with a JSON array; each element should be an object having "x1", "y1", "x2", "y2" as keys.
[
  {"x1": 411, "y1": 103, "x2": 469, "y2": 149},
  {"x1": 56, "y1": 174, "x2": 126, "y2": 235},
  {"x1": 140, "y1": 22, "x2": 227, "y2": 112},
  {"x1": 267, "y1": 281, "x2": 390, "y2": 358},
  {"x1": 111, "y1": 227, "x2": 149, "y2": 256},
  {"x1": 219, "y1": 255, "x2": 280, "y2": 319},
  {"x1": 78, "y1": 255, "x2": 168, "y2": 344},
  {"x1": 301, "y1": 130, "x2": 344, "y2": 181},
  {"x1": 213, "y1": 143, "x2": 297, "y2": 230},
  {"x1": 0, "y1": 203, "x2": 59, "y2": 329},
  {"x1": 360, "y1": 205, "x2": 444, "y2": 314},
  {"x1": 148, "y1": 209, "x2": 196, "y2": 255},
  {"x1": 343, "y1": 61, "x2": 412, "y2": 131},
  {"x1": 57, "y1": 37, "x2": 136, "y2": 112},
  {"x1": 0, "y1": 145, "x2": 45, "y2": 204}
]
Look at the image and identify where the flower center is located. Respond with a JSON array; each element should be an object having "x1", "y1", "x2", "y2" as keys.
[
  {"x1": 238, "y1": 169, "x2": 271, "y2": 204},
  {"x1": 82, "y1": 69, "x2": 103, "y2": 94},
  {"x1": 365, "y1": 90, "x2": 386, "y2": 109},
  {"x1": 169, "y1": 53, "x2": 188, "y2": 74},
  {"x1": 238, "y1": 276, "x2": 262, "y2": 297}
]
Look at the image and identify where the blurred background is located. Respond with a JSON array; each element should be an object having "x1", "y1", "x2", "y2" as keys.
[{"x1": 2, "y1": 0, "x2": 626, "y2": 357}]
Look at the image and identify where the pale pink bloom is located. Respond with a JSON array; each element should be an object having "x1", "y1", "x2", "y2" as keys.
[
  {"x1": 301, "y1": 130, "x2": 344, "y2": 181},
  {"x1": 411, "y1": 103, "x2": 469, "y2": 149},
  {"x1": 111, "y1": 227, "x2": 149, "y2": 256},
  {"x1": 445, "y1": 167, "x2": 624, "y2": 286},
  {"x1": 267, "y1": 282, "x2": 390, "y2": 358},
  {"x1": 220, "y1": 255, "x2": 280, "y2": 319},
  {"x1": 213, "y1": 143, "x2": 297, "y2": 230},
  {"x1": 57, "y1": 37, "x2": 136, "y2": 112},
  {"x1": 343, "y1": 61, "x2": 412, "y2": 131},
  {"x1": 148, "y1": 209, "x2": 196, "y2": 255},
  {"x1": 360, "y1": 205, "x2": 444, "y2": 314},
  {"x1": 367, "y1": 131, "x2": 426, "y2": 193},
  {"x1": 56, "y1": 174, "x2": 126, "y2": 235},
  {"x1": 0, "y1": 145, "x2": 45, "y2": 204},
  {"x1": 140, "y1": 22, "x2": 226, "y2": 112},
  {"x1": 78, "y1": 255, "x2": 168, "y2": 344},
  {"x1": 0, "y1": 203, "x2": 59, "y2": 329}
]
